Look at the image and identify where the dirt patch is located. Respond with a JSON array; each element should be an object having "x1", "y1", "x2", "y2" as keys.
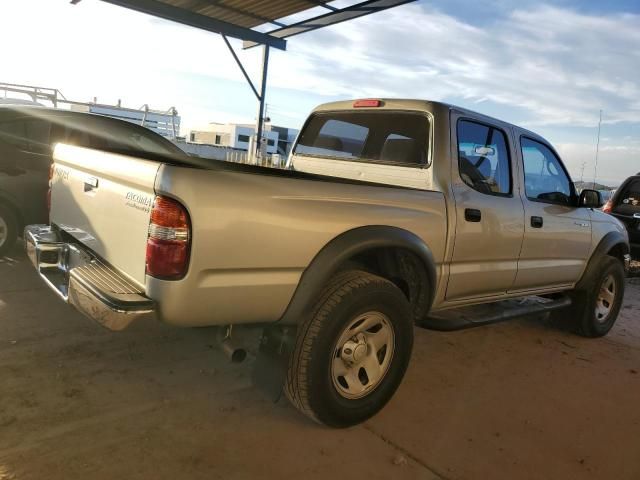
[{"x1": 1, "y1": 245, "x2": 640, "y2": 480}]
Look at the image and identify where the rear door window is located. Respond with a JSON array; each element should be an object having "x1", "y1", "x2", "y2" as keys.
[
  {"x1": 457, "y1": 120, "x2": 512, "y2": 195},
  {"x1": 294, "y1": 111, "x2": 430, "y2": 167}
]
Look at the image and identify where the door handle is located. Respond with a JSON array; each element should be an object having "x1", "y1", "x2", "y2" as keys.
[
  {"x1": 531, "y1": 216, "x2": 543, "y2": 228},
  {"x1": 465, "y1": 208, "x2": 482, "y2": 222}
]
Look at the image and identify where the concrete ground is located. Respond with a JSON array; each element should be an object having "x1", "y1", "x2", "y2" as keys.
[{"x1": 1, "y1": 244, "x2": 639, "y2": 480}]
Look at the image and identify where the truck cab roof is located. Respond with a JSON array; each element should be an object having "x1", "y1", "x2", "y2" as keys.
[{"x1": 311, "y1": 98, "x2": 546, "y2": 143}]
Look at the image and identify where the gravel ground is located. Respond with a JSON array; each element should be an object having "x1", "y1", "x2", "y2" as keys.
[{"x1": 1, "y1": 247, "x2": 639, "y2": 480}]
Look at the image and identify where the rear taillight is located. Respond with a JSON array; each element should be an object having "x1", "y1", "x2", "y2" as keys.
[
  {"x1": 602, "y1": 200, "x2": 613, "y2": 213},
  {"x1": 146, "y1": 196, "x2": 191, "y2": 279}
]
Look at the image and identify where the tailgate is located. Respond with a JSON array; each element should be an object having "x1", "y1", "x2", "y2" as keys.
[{"x1": 50, "y1": 144, "x2": 160, "y2": 286}]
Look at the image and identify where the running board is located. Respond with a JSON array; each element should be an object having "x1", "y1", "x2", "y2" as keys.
[{"x1": 419, "y1": 295, "x2": 572, "y2": 331}]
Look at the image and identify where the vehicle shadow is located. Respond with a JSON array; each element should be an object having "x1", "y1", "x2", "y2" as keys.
[
  {"x1": 2, "y1": 247, "x2": 640, "y2": 479},
  {"x1": 1, "y1": 251, "x2": 421, "y2": 480},
  {"x1": 0, "y1": 250, "x2": 318, "y2": 479}
]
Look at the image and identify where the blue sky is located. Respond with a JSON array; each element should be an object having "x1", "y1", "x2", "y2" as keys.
[{"x1": 2, "y1": 0, "x2": 639, "y2": 185}]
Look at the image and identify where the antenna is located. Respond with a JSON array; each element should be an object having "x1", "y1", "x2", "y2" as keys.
[{"x1": 592, "y1": 109, "x2": 602, "y2": 189}]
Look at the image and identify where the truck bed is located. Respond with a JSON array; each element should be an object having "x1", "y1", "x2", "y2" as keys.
[{"x1": 50, "y1": 144, "x2": 448, "y2": 327}]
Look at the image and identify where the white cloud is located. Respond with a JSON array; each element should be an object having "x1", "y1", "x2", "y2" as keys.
[
  {"x1": 3, "y1": 1, "x2": 638, "y2": 129},
  {"x1": 268, "y1": 4, "x2": 640, "y2": 128},
  {"x1": 555, "y1": 141, "x2": 639, "y2": 187}
]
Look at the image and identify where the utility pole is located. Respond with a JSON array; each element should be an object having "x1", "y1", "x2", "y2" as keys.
[
  {"x1": 580, "y1": 161, "x2": 587, "y2": 184},
  {"x1": 592, "y1": 109, "x2": 602, "y2": 189},
  {"x1": 254, "y1": 45, "x2": 270, "y2": 163}
]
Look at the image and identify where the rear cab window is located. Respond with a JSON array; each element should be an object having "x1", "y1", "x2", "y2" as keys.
[{"x1": 294, "y1": 111, "x2": 430, "y2": 168}]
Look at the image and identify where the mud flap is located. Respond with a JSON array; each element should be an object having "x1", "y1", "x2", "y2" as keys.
[{"x1": 252, "y1": 325, "x2": 297, "y2": 402}]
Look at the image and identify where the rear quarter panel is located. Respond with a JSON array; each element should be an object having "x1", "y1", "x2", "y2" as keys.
[{"x1": 149, "y1": 165, "x2": 448, "y2": 326}]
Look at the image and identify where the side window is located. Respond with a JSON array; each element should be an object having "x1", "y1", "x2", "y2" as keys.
[
  {"x1": 521, "y1": 138, "x2": 572, "y2": 205},
  {"x1": 457, "y1": 120, "x2": 512, "y2": 195}
]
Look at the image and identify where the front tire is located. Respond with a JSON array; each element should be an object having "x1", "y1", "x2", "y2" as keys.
[
  {"x1": 285, "y1": 270, "x2": 413, "y2": 427},
  {"x1": 0, "y1": 205, "x2": 18, "y2": 257},
  {"x1": 561, "y1": 256, "x2": 626, "y2": 337}
]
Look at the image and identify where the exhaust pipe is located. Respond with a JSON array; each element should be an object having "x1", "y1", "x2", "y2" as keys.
[{"x1": 221, "y1": 338, "x2": 247, "y2": 363}]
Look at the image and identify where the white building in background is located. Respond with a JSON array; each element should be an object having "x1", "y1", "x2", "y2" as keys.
[
  {"x1": 189, "y1": 122, "x2": 299, "y2": 155},
  {"x1": 70, "y1": 102, "x2": 181, "y2": 140},
  {"x1": 271, "y1": 125, "x2": 300, "y2": 156}
]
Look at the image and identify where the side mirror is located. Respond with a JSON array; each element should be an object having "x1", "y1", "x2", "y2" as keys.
[{"x1": 579, "y1": 189, "x2": 602, "y2": 208}]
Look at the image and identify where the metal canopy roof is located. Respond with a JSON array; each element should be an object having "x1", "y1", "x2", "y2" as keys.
[
  {"x1": 97, "y1": 0, "x2": 416, "y2": 50},
  {"x1": 85, "y1": 0, "x2": 417, "y2": 158},
  {"x1": 160, "y1": 0, "x2": 334, "y2": 29}
]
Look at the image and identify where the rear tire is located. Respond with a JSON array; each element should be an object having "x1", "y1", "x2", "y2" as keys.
[
  {"x1": 285, "y1": 270, "x2": 413, "y2": 427},
  {"x1": 555, "y1": 256, "x2": 626, "y2": 337},
  {"x1": 0, "y1": 204, "x2": 18, "y2": 257}
]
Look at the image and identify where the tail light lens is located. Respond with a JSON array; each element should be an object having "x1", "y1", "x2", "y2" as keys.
[
  {"x1": 602, "y1": 199, "x2": 613, "y2": 213},
  {"x1": 146, "y1": 196, "x2": 191, "y2": 279}
]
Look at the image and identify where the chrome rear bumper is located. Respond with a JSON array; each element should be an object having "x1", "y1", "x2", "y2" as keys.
[{"x1": 25, "y1": 225, "x2": 154, "y2": 331}]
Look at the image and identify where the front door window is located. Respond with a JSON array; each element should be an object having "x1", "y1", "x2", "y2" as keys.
[{"x1": 521, "y1": 137, "x2": 573, "y2": 205}]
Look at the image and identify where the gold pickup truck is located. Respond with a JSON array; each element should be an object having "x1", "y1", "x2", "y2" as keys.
[{"x1": 25, "y1": 99, "x2": 630, "y2": 427}]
